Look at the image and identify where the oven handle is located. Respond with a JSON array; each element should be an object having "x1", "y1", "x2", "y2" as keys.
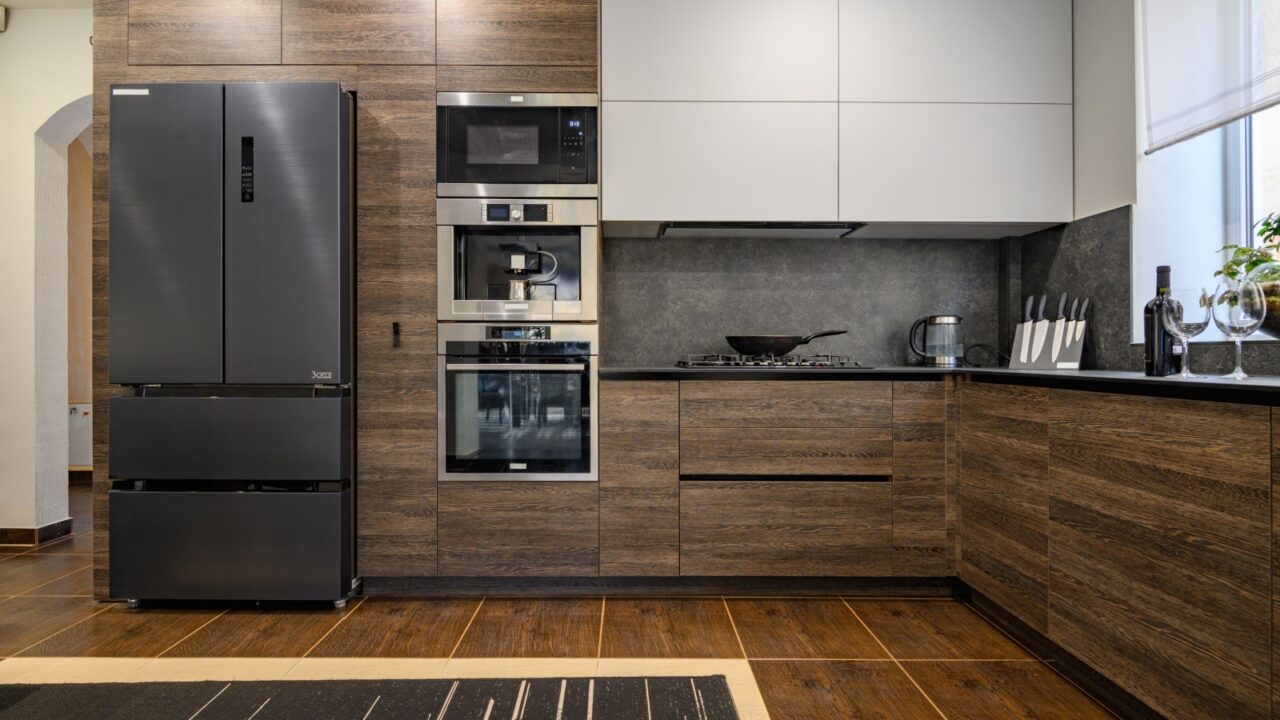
[{"x1": 445, "y1": 363, "x2": 587, "y2": 372}]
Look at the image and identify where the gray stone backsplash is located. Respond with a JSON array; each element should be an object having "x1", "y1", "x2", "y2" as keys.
[{"x1": 601, "y1": 236, "x2": 1002, "y2": 367}]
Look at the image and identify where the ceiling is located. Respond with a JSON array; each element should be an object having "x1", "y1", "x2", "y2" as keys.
[{"x1": 3, "y1": 1, "x2": 93, "y2": 8}]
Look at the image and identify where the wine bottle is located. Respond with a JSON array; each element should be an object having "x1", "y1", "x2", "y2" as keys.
[{"x1": 1144, "y1": 266, "x2": 1181, "y2": 376}]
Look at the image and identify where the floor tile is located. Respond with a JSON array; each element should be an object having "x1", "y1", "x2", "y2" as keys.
[
  {"x1": 451, "y1": 598, "x2": 601, "y2": 658},
  {"x1": 600, "y1": 598, "x2": 743, "y2": 658},
  {"x1": 726, "y1": 598, "x2": 889, "y2": 660},
  {"x1": 19, "y1": 567, "x2": 92, "y2": 597},
  {"x1": 0, "y1": 555, "x2": 91, "y2": 595},
  {"x1": 29, "y1": 533, "x2": 93, "y2": 556},
  {"x1": 848, "y1": 599, "x2": 1034, "y2": 659},
  {"x1": 162, "y1": 606, "x2": 351, "y2": 657},
  {"x1": 0, "y1": 596, "x2": 104, "y2": 656},
  {"x1": 909, "y1": 661, "x2": 1114, "y2": 719},
  {"x1": 18, "y1": 605, "x2": 225, "y2": 657},
  {"x1": 307, "y1": 598, "x2": 482, "y2": 658},
  {"x1": 750, "y1": 660, "x2": 941, "y2": 719},
  {"x1": 0, "y1": 546, "x2": 32, "y2": 556}
]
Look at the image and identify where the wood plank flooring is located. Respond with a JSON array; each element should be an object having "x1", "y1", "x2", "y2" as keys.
[{"x1": 0, "y1": 485, "x2": 1115, "y2": 718}]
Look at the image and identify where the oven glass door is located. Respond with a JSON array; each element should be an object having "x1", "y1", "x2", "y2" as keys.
[
  {"x1": 443, "y1": 359, "x2": 593, "y2": 479},
  {"x1": 441, "y1": 107, "x2": 563, "y2": 185}
]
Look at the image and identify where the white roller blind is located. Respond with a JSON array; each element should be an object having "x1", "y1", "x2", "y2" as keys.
[{"x1": 1141, "y1": 0, "x2": 1280, "y2": 153}]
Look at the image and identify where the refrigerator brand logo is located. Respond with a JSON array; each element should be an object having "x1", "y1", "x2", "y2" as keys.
[{"x1": 311, "y1": 370, "x2": 334, "y2": 380}]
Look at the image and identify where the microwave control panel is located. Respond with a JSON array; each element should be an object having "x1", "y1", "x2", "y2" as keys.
[{"x1": 560, "y1": 108, "x2": 589, "y2": 182}]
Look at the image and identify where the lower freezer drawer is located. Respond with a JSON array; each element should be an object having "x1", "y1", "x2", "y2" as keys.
[{"x1": 109, "y1": 488, "x2": 352, "y2": 602}]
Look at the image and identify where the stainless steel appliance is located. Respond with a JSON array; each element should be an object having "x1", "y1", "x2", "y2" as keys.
[
  {"x1": 910, "y1": 315, "x2": 965, "y2": 368},
  {"x1": 439, "y1": 324, "x2": 598, "y2": 482},
  {"x1": 437, "y1": 92, "x2": 597, "y2": 198},
  {"x1": 676, "y1": 354, "x2": 873, "y2": 369},
  {"x1": 438, "y1": 197, "x2": 599, "y2": 322},
  {"x1": 106, "y1": 82, "x2": 355, "y2": 605}
]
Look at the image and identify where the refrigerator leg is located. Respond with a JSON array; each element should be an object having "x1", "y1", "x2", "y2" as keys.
[
  {"x1": 334, "y1": 597, "x2": 348, "y2": 609},
  {"x1": 126, "y1": 599, "x2": 142, "y2": 609}
]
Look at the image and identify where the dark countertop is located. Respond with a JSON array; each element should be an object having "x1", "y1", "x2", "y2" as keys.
[{"x1": 601, "y1": 365, "x2": 1280, "y2": 404}]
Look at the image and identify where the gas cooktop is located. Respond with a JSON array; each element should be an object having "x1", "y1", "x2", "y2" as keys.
[{"x1": 675, "y1": 354, "x2": 875, "y2": 369}]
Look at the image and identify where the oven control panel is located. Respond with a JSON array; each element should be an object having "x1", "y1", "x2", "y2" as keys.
[
  {"x1": 487, "y1": 326, "x2": 550, "y2": 340},
  {"x1": 484, "y1": 203, "x2": 552, "y2": 223}
]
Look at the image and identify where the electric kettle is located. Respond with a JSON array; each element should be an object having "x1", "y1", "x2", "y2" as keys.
[{"x1": 910, "y1": 315, "x2": 964, "y2": 368}]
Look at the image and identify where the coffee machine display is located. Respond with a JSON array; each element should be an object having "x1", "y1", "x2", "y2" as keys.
[{"x1": 438, "y1": 197, "x2": 599, "y2": 322}]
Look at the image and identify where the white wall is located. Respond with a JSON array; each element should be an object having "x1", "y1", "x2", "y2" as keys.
[{"x1": 0, "y1": 8, "x2": 93, "y2": 529}]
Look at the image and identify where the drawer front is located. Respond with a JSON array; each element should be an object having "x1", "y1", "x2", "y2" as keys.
[
  {"x1": 680, "y1": 480, "x2": 892, "y2": 575},
  {"x1": 109, "y1": 489, "x2": 352, "y2": 601},
  {"x1": 681, "y1": 427, "x2": 892, "y2": 476},
  {"x1": 438, "y1": 482, "x2": 599, "y2": 577},
  {"x1": 680, "y1": 381, "x2": 892, "y2": 428},
  {"x1": 109, "y1": 397, "x2": 350, "y2": 480}
]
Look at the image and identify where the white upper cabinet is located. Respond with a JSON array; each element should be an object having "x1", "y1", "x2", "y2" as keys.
[
  {"x1": 602, "y1": 0, "x2": 839, "y2": 102},
  {"x1": 839, "y1": 103, "x2": 1073, "y2": 223},
  {"x1": 839, "y1": 0, "x2": 1072, "y2": 104},
  {"x1": 603, "y1": 102, "x2": 839, "y2": 221}
]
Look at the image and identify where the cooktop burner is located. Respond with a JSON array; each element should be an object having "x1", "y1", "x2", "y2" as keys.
[{"x1": 675, "y1": 353, "x2": 875, "y2": 369}]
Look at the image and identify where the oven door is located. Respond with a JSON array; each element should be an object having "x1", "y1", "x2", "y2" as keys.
[{"x1": 440, "y1": 358, "x2": 598, "y2": 481}]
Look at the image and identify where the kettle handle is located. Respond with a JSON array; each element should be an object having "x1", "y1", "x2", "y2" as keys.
[{"x1": 909, "y1": 317, "x2": 928, "y2": 358}]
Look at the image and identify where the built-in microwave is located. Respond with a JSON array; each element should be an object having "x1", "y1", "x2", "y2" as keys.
[{"x1": 437, "y1": 92, "x2": 598, "y2": 198}]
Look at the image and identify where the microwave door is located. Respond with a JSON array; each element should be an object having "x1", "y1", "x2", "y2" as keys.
[{"x1": 443, "y1": 107, "x2": 562, "y2": 185}]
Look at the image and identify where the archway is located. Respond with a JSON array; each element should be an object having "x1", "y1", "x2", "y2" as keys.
[{"x1": 33, "y1": 93, "x2": 91, "y2": 534}]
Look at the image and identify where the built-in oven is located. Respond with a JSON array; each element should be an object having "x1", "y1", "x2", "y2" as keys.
[
  {"x1": 439, "y1": 324, "x2": 598, "y2": 482},
  {"x1": 437, "y1": 92, "x2": 598, "y2": 198},
  {"x1": 438, "y1": 197, "x2": 598, "y2": 322}
]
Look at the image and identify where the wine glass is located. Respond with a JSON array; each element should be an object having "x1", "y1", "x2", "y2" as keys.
[
  {"x1": 1212, "y1": 280, "x2": 1266, "y2": 380},
  {"x1": 1161, "y1": 287, "x2": 1211, "y2": 378}
]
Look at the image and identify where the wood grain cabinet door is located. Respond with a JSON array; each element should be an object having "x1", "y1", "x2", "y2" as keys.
[
  {"x1": 128, "y1": 0, "x2": 283, "y2": 65},
  {"x1": 283, "y1": 0, "x2": 436, "y2": 65},
  {"x1": 436, "y1": 0, "x2": 598, "y2": 66},
  {"x1": 1047, "y1": 390, "x2": 1270, "y2": 720},
  {"x1": 599, "y1": 381, "x2": 679, "y2": 576},
  {"x1": 892, "y1": 381, "x2": 948, "y2": 576},
  {"x1": 957, "y1": 381, "x2": 1049, "y2": 632}
]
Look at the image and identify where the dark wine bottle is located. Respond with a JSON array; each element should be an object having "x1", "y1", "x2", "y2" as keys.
[{"x1": 1144, "y1": 266, "x2": 1181, "y2": 376}]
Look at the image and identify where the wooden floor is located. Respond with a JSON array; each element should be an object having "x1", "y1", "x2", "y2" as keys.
[{"x1": 0, "y1": 484, "x2": 1115, "y2": 719}]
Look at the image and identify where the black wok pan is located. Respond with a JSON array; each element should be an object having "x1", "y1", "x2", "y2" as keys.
[{"x1": 726, "y1": 330, "x2": 847, "y2": 356}]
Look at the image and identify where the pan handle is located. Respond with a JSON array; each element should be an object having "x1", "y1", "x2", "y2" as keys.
[{"x1": 798, "y1": 329, "x2": 848, "y2": 345}]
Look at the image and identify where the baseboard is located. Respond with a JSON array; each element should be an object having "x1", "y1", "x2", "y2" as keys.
[
  {"x1": 959, "y1": 583, "x2": 1164, "y2": 720},
  {"x1": 361, "y1": 575, "x2": 958, "y2": 597},
  {"x1": 0, "y1": 518, "x2": 73, "y2": 546},
  {"x1": 69, "y1": 469, "x2": 92, "y2": 484}
]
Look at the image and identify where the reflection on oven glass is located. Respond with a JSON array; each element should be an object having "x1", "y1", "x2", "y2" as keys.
[{"x1": 449, "y1": 371, "x2": 586, "y2": 469}]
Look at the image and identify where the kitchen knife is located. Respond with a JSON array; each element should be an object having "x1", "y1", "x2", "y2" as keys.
[
  {"x1": 1063, "y1": 297, "x2": 1080, "y2": 350},
  {"x1": 1075, "y1": 297, "x2": 1090, "y2": 342},
  {"x1": 1019, "y1": 295, "x2": 1035, "y2": 363},
  {"x1": 1051, "y1": 293, "x2": 1068, "y2": 361},
  {"x1": 1030, "y1": 295, "x2": 1049, "y2": 362}
]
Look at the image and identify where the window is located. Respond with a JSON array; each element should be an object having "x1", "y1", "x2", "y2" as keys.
[{"x1": 1250, "y1": 104, "x2": 1280, "y2": 237}]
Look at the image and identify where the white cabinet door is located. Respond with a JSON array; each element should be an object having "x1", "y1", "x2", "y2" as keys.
[
  {"x1": 603, "y1": 102, "x2": 838, "y2": 222},
  {"x1": 839, "y1": 103, "x2": 1073, "y2": 223},
  {"x1": 839, "y1": 0, "x2": 1072, "y2": 104},
  {"x1": 602, "y1": 0, "x2": 838, "y2": 101}
]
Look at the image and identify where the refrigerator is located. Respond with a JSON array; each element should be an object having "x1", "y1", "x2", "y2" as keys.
[{"x1": 106, "y1": 83, "x2": 355, "y2": 605}]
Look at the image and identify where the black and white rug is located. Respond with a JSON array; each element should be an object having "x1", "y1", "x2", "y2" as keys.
[{"x1": 0, "y1": 676, "x2": 740, "y2": 720}]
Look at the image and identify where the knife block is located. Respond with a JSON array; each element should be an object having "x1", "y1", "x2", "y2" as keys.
[{"x1": 1009, "y1": 320, "x2": 1085, "y2": 370}]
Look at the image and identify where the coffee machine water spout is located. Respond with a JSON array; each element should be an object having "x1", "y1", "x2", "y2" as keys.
[{"x1": 507, "y1": 249, "x2": 560, "y2": 301}]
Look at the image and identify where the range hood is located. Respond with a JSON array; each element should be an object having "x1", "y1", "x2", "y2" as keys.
[{"x1": 606, "y1": 221, "x2": 867, "y2": 239}]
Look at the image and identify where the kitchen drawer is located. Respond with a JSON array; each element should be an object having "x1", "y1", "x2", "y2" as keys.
[
  {"x1": 680, "y1": 381, "x2": 892, "y2": 428},
  {"x1": 681, "y1": 427, "x2": 892, "y2": 477},
  {"x1": 109, "y1": 488, "x2": 352, "y2": 602},
  {"x1": 109, "y1": 396, "x2": 350, "y2": 481},
  {"x1": 680, "y1": 480, "x2": 892, "y2": 576},
  {"x1": 438, "y1": 482, "x2": 599, "y2": 577}
]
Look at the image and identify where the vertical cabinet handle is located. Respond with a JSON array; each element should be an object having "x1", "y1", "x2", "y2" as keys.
[{"x1": 392, "y1": 322, "x2": 401, "y2": 348}]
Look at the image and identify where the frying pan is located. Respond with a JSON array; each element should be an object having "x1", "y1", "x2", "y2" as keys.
[{"x1": 725, "y1": 330, "x2": 848, "y2": 356}]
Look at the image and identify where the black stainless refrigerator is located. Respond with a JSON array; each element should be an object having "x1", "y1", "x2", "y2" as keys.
[{"x1": 107, "y1": 82, "x2": 355, "y2": 605}]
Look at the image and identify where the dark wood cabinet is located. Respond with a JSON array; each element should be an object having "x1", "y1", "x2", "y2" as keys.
[
  {"x1": 679, "y1": 480, "x2": 893, "y2": 576},
  {"x1": 438, "y1": 482, "x2": 598, "y2": 576},
  {"x1": 283, "y1": 0, "x2": 436, "y2": 65},
  {"x1": 892, "y1": 381, "x2": 948, "y2": 576},
  {"x1": 599, "y1": 381, "x2": 679, "y2": 576},
  {"x1": 128, "y1": 0, "x2": 283, "y2": 65},
  {"x1": 679, "y1": 381, "x2": 892, "y2": 428},
  {"x1": 958, "y1": 380, "x2": 1050, "y2": 632},
  {"x1": 436, "y1": 0, "x2": 598, "y2": 66},
  {"x1": 1047, "y1": 390, "x2": 1270, "y2": 720}
]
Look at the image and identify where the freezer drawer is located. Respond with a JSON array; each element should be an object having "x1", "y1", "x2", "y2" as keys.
[
  {"x1": 109, "y1": 397, "x2": 350, "y2": 481},
  {"x1": 110, "y1": 489, "x2": 352, "y2": 602}
]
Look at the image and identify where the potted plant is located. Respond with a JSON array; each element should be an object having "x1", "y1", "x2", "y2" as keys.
[{"x1": 1216, "y1": 212, "x2": 1280, "y2": 338}]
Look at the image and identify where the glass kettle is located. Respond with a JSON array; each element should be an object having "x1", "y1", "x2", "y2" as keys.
[{"x1": 910, "y1": 315, "x2": 964, "y2": 368}]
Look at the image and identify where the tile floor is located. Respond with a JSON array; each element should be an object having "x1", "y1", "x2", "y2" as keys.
[{"x1": 0, "y1": 485, "x2": 1116, "y2": 719}]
